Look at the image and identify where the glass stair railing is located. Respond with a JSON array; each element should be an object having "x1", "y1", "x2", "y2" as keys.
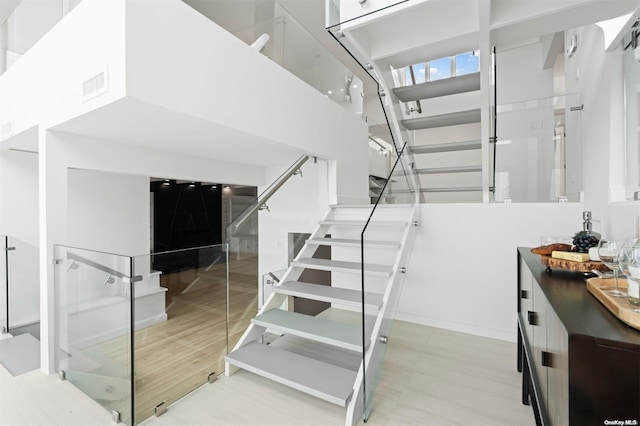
[
  {"x1": 225, "y1": 144, "x2": 419, "y2": 425},
  {"x1": 54, "y1": 243, "x2": 227, "y2": 425}
]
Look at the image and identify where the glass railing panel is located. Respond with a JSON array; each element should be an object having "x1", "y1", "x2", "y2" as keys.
[
  {"x1": 132, "y1": 245, "x2": 226, "y2": 424},
  {"x1": 0, "y1": 236, "x2": 7, "y2": 334},
  {"x1": 493, "y1": 93, "x2": 581, "y2": 202},
  {"x1": 189, "y1": 1, "x2": 363, "y2": 115},
  {"x1": 361, "y1": 142, "x2": 417, "y2": 421},
  {"x1": 0, "y1": 0, "x2": 83, "y2": 77},
  {"x1": 327, "y1": 0, "x2": 408, "y2": 27},
  {"x1": 6, "y1": 236, "x2": 39, "y2": 338},
  {"x1": 54, "y1": 245, "x2": 134, "y2": 425},
  {"x1": 227, "y1": 155, "x2": 326, "y2": 351}
]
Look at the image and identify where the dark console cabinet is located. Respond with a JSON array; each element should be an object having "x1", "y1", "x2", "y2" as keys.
[{"x1": 517, "y1": 248, "x2": 640, "y2": 426}]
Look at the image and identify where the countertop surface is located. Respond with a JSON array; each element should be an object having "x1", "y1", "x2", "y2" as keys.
[{"x1": 519, "y1": 247, "x2": 640, "y2": 348}]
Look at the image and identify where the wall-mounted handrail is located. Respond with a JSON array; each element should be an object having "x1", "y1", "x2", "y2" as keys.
[
  {"x1": 67, "y1": 252, "x2": 140, "y2": 282},
  {"x1": 230, "y1": 155, "x2": 309, "y2": 232}
]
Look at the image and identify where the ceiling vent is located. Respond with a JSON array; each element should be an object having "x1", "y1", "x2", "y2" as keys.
[{"x1": 82, "y1": 68, "x2": 109, "y2": 101}]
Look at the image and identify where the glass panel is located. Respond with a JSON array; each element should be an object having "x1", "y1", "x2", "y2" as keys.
[
  {"x1": 327, "y1": 0, "x2": 408, "y2": 27},
  {"x1": 196, "y1": 2, "x2": 363, "y2": 115},
  {"x1": 362, "y1": 143, "x2": 418, "y2": 421},
  {"x1": 429, "y1": 57, "x2": 451, "y2": 81},
  {"x1": 55, "y1": 245, "x2": 133, "y2": 425},
  {"x1": 7, "y1": 237, "x2": 40, "y2": 338},
  {"x1": 624, "y1": 39, "x2": 640, "y2": 199},
  {"x1": 0, "y1": 0, "x2": 83, "y2": 77},
  {"x1": 227, "y1": 155, "x2": 326, "y2": 351},
  {"x1": 455, "y1": 51, "x2": 479, "y2": 76},
  {"x1": 0, "y1": 236, "x2": 6, "y2": 334},
  {"x1": 132, "y1": 245, "x2": 226, "y2": 424},
  {"x1": 494, "y1": 93, "x2": 581, "y2": 202}
]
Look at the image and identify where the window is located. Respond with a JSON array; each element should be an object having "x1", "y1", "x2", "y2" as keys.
[{"x1": 402, "y1": 50, "x2": 480, "y2": 85}]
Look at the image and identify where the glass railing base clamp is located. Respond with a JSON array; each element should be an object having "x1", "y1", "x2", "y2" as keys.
[
  {"x1": 208, "y1": 372, "x2": 218, "y2": 384},
  {"x1": 112, "y1": 410, "x2": 121, "y2": 424},
  {"x1": 58, "y1": 370, "x2": 66, "y2": 381},
  {"x1": 154, "y1": 402, "x2": 167, "y2": 417},
  {"x1": 379, "y1": 336, "x2": 389, "y2": 344}
]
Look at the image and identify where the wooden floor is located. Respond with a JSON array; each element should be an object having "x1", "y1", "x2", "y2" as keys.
[
  {"x1": 61, "y1": 252, "x2": 259, "y2": 424},
  {"x1": 0, "y1": 318, "x2": 535, "y2": 426}
]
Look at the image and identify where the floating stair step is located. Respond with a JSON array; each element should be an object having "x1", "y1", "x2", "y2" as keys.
[
  {"x1": 252, "y1": 309, "x2": 367, "y2": 352},
  {"x1": 401, "y1": 109, "x2": 481, "y2": 130},
  {"x1": 291, "y1": 258, "x2": 393, "y2": 277},
  {"x1": 393, "y1": 72, "x2": 480, "y2": 102},
  {"x1": 420, "y1": 187, "x2": 483, "y2": 193},
  {"x1": 415, "y1": 165, "x2": 482, "y2": 174},
  {"x1": 274, "y1": 281, "x2": 384, "y2": 310},
  {"x1": 409, "y1": 140, "x2": 481, "y2": 154},
  {"x1": 306, "y1": 237, "x2": 400, "y2": 249},
  {"x1": 225, "y1": 341, "x2": 356, "y2": 406},
  {"x1": 319, "y1": 220, "x2": 407, "y2": 228}
]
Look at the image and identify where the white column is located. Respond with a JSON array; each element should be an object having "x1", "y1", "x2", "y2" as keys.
[{"x1": 39, "y1": 129, "x2": 68, "y2": 374}]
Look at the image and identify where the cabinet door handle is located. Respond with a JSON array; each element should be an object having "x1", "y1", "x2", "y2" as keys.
[
  {"x1": 541, "y1": 351, "x2": 552, "y2": 367},
  {"x1": 527, "y1": 311, "x2": 538, "y2": 326},
  {"x1": 521, "y1": 290, "x2": 529, "y2": 299}
]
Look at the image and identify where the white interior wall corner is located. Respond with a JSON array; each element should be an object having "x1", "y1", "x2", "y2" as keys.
[{"x1": 124, "y1": 0, "x2": 368, "y2": 204}]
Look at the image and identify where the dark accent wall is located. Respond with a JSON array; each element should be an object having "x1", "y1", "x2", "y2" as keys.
[{"x1": 151, "y1": 181, "x2": 222, "y2": 253}]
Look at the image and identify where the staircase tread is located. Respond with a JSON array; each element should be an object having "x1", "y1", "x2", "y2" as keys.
[
  {"x1": 225, "y1": 341, "x2": 356, "y2": 406},
  {"x1": 319, "y1": 220, "x2": 407, "y2": 227},
  {"x1": 421, "y1": 186, "x2": 483, "y2": 192},
  {"x1": 252, "y1": 309, "x2": 366, "y2": 352},
  {"x1": 274, "y1": 281, "x2": 384, "y2": 309},
  {"x1": 401, "y1": 109, "x2": 481, "y2": 130},
  {"x1": 291, "y1": 258, "x2": 393, "y2": 277},
  {"x1": 410, "y1": 140, "x2": 481, "y2": 154},
  {"x1": 414, "y1": 165, "x2": 482, "y2": 174},
  {"x1": 306, "y1": 237, "x2": 400, "y2": 248},
  {"x1": 393, "y1": 72, "x2": 481, "y2": 102}
]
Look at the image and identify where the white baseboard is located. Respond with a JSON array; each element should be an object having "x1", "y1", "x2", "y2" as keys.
[{"x1": 395, "y1": 311, "x2": 517, "y2": 343}]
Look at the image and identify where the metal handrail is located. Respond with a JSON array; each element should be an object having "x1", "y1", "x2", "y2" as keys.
[
  {"x1": 67, "y1": 252, "x2": 139, "y2": 281},
  {"x1": 230, "y1": 155, "x2": 309, "y2": 232}
]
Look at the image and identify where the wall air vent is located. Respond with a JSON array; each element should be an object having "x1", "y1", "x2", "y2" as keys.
[
  {"x1": 1, "y1": 120, "x2": 13, "y2": 140},
  {"x1": 82, "y1": 68, "x2": 109, "y2": 101}
]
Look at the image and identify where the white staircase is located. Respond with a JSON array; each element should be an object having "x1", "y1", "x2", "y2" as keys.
[
  {"x1": 225, "y1": 204, "x2": 417, "y2": 425},
  {"x1": 328, "y1": 2, "x2": 488, "y2": 203}
]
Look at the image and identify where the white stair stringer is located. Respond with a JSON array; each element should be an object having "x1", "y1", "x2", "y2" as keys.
[{"x1": 224, "y1": 203, "x2": 420, "y2": 426}]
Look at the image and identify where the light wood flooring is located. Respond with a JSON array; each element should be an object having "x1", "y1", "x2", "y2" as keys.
[
  {"x1": 0, "y1": 318, "x2": 535, "y2": 426},
  {"x1": 60, "y1": 252, "x2": 259, "y2": 424}
]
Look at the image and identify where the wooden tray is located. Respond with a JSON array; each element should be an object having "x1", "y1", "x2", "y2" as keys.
[
  {"x1": 539, "y1": 255, "x2": 609, "y2": 273},
  {"x1": 587, "y1": 278, "x2": 640, "y2": 331}
]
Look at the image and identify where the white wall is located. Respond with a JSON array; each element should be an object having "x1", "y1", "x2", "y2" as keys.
[
  {"x1": 67, "y1": 169, "x2": 149, "y2": 256},
  {"x1": 0, "y1": 0, "x2": 127, "y2": 139},
  {"x1": 398, "y1": 202, "x2": 584, "y2": 342},
  {"x1": 0, "y1": 149, "x2": 40, "y2": 329},
  {"x1": 258, "y1": 159, "x2": 329, "y2": 281},
  {"x1": 0, "y1": 149, "x2": 38, "y2": 245},
  {"x1": 124, "y1": 0, "x2": 368, "y2": 205}
]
